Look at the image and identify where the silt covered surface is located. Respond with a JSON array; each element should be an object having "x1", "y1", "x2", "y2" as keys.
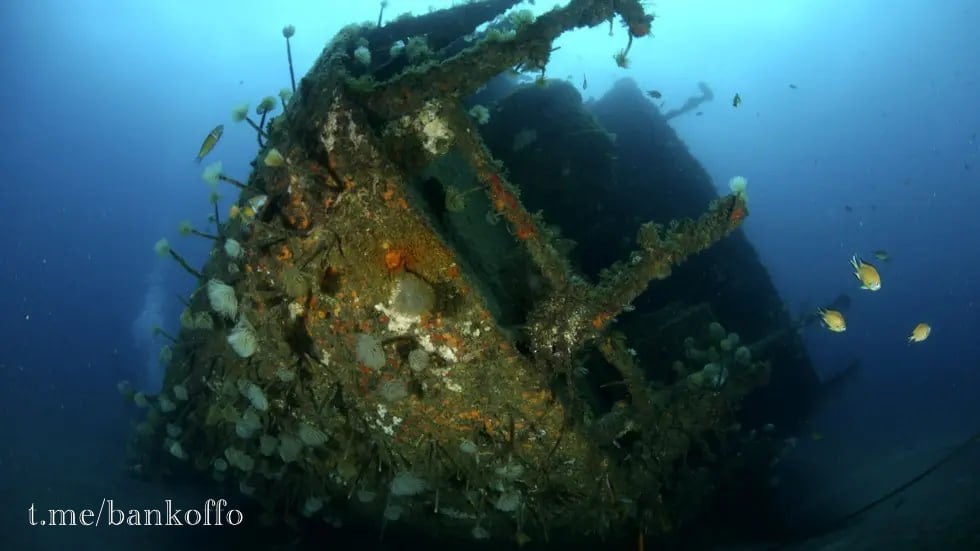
[{"x1": 128, "y1": 1, "x2": 816, "y2": 548}]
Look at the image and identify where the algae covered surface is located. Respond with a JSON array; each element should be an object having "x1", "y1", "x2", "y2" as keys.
[{"x1": 130, "y1": 1, "x2": 794, "y2": 547}]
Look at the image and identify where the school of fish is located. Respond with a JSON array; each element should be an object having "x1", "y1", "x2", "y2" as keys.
[{"x1": 818, "y1": 253, "x2": 930, "y2": 344}]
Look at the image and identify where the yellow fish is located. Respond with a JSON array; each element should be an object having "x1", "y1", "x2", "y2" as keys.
[
  {"x1": 818, "y1": 308, "x2": 846, "y2": 332},
  {"x1": 246, "y1": 194, "x2": 267, "y2": 215},
  {"x1": 195, "y1": 124, "x2": 224, "y2": 163},
  {"x1": 908, "y1": 323, "x2": 931, "y2": 343},
  {"x1": 850, "y1": 255, "x2": 881, "y2": 291}
]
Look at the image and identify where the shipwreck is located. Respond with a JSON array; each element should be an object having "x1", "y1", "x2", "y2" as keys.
[{"x1": 132, "y1": 1, "x2": 820, "y2": 548}]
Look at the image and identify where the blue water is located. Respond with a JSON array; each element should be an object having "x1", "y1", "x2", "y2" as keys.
[{"x1": 1, "y1": 0, "x2": 978, "y2": 548}]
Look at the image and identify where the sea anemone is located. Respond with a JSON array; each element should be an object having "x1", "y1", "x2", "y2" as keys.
[
  {"x1": 236, "y1": 379, "x2": 267, "y2": 410},
  {"x1": 155, "y1": 238, "x2": 203, "y2": 279},
  {"x1": 202, "y1": 161, "x2": 223, "y2": 186},
  {"x1": 354, "y1": 45, "x2": 372, "y2": 66},
  {"x1": 178, "y1": 219, "x2": 218, "y2": 240},
  {"x1": 207, "y1": 278, "x2": 238, "y2": 320},
  {"x1": 356, "y1": 333, "x2": 386, "y2": 370},
  {"x1": 278, "y1": 88, "x2": 293, "y2": 109},
  {"x1": 729, "y1": 176, "x2": 749, "y2": 202},
  {"x1": 231, "y1": 101, "x2": 270, "y2": 145},
  {"x1": 389, "y1": 40, "x2": 405, "y2": 58},
  {"x1": 264, "y1": 147, "x2": 285, "y2": 167},
  {"x1": 154, "y1": 238, "x2": 170, "y2": 257},
  {"x1": 468, "y1": 104, "x2": 490, "y2": 125},
  {"x1": 298, "y1": 423, "x2": 328, "y2": 446},
  {"x1": 256, "y1": 96, "x2": 277, "y2": 115},
  {"x1": 390, "y1": 471, "x2": 426, "y2": 496},
  {"x1": 227, "y1": 317, "x2": 258, "y2": 358},
  {"x1": 231, "y1": 103, "x2": 249, "y2": 123},
  {"x1": 224, "y1": 238, "x2": 243, "y2": 259},
  {"x1": 202, "y1": 161, "x2": 248, "y2": 190}
]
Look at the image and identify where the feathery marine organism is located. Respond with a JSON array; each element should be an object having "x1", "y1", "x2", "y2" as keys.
[
  {"x1": 202, "y1": 161, "x2": 248, "y2": 190},
  {"x1": 282, "y1": 25, "x2": 296, "y2": 94},
  {"x1": 231, "y1": 103, "x2": 270, "y2": 144},
  {"x1": 728, "y1": 176, "x2": 748, "y2": 202},
  {"x1": 206, "y1": 278, "x2": 238, "y2": 320},
  {"x1": 195, "y1": 124, "x2": 223, "y2": 163},
  {"x1": 850, "y1": 255, "x2": 881, "y2": 291},
  {"x1": 254, "y1": 96, "x2": 278, "y2": 147},
  {"x1": 227, "y1": 317, "x2": 258, "y2": 358},
  {"x1": 908, "y1": 322, "x2": 931, "y2": 343},
  {"x1": 817, "y1": 308, "x2": 846, "y2": 332},
  {"x1": 154, "y1": 238, "x2": 203, "y2": 279},
  {"x1": 224, "y1": 238, "x2": 244, "y2": 260},
  {"x1": 263, "y1": 147, "x2": 285, "y2": 167},
  {"x1": 177, "y1": 219, "x2": 219, "y2": 240},
  {"x1": 726, "y1": 176, "x2": 748, "y2": 222},
  {"x1": 278, "y1": 87, "x2": 293, "y2": 110}
]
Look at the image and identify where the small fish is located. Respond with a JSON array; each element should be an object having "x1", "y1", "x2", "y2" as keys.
[
  {"x1": 818, "y1": 308, "x2": 846, "y2": 332},
  {"x1": 647, "y1": 89, "x2": 662, "y2": 99},
  {"x1": 246, "y1": 194, "x2": 268, "y2": 216},
  {"x1": 850, "y1": 255, "x2": 881, "y2": 291},
  {"x1": 237, "y1": 196, "x2": 267, "y2": 222},
  {"x1": 872, "y1": 249, "x2": 890, "y2": 262},
  {"x1": 196, "y1": 124, "x2": 224, "y2": 163},
  {"x1": 789, "y1": 83, "x2": 798, "y2": 89},
  {"x1": 582, "y1": 74, "x2": 588, "y2": 90},
  {"x1": 844, "y1": 205, "x2": 853, "y2": 212},
  {"x1": 695, "y1": 111, "x2": 703, "y2": 116},
  {"x1": 732, "y1": 93, "x2": 741, "y2": 107},
  {"x1": 908, "y1": 323, "x2": 931, "y2": 343}
]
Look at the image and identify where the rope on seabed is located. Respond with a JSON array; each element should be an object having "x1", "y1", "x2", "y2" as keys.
[{"x1": 767, "y1": 429, "x2": 980, "y2": 550}]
